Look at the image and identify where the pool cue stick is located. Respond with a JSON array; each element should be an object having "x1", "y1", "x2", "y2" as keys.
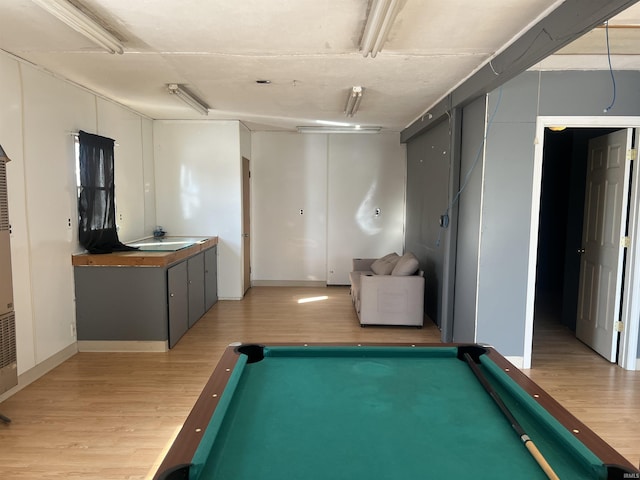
[{"x1": 462, "y1": 353, "x2": 560, "y2": 480}]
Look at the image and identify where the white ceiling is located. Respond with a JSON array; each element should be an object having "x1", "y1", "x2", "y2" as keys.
[{"x1": 1, "y1": 0, "x2": 639, "y2": 132}]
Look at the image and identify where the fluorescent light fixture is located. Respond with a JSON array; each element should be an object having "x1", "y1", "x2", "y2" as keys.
[
  {"x1": 316, "y1": 120, "x2": 352, "y2": 127},
  {"x1": 0, "y1": 144, "x2": 11, "y2": 163},
  {"x1": 361, "y1": 0, "x2": 400, "y2": 58},
  {"x1": 297, "y1": 126, "x2": 381, "y2": 134},
  {"x1": 167, "y1": 84, "x2": 210, "y2": 115},
  {"x1": 344, "y1": 86, "x2": 364, "y2": 117},
  {"x1": 32, "y1": 0, "x2": 124, "y2": 54}
]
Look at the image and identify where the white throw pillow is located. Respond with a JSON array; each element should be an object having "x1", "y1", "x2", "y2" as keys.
[
  {"x1": 370, "y1": 253, "x2": 399, "y2": 275},
  {"x1": 391, "y1": 252, "x2": 419, "y2": 276}
]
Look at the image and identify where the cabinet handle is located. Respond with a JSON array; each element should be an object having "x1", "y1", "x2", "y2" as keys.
[{"x1": 170, "y1": 293, "x2": 174, "y2": 297}]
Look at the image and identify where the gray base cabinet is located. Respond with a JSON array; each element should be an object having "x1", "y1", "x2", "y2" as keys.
[
  {"x1": 74, "y1": 243, "x2": 218, "y2": 349},
  {"x1": 205, "y1": 246, "x2": 218, "y2": 310},
  {"x1": 168, "y1": 261, "x2": 189, "y2": 348},
  {"x1": 187, "y1": 252, "x2": 205, "y2": 328},
  {"x1": 75, "y1": 266, "x2": 169, "y2": 341}
]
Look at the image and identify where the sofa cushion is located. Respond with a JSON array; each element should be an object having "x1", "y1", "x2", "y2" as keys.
[
  {"x1": 370, "y1": 253, "x2": 400, "y2": 275},
  {"x1": 392, "y1": 252, "x2": 419, "y2": 276}
]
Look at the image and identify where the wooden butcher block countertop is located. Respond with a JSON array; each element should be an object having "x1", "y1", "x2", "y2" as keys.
[{"x1": 72, "y1": 236, "x2": 218, "y2": 267}]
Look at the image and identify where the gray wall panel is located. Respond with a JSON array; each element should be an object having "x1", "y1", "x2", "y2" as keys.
[
  {"x1": 491, "y1": 72, "x2": 539, "y2": 124},
  {"x1": 452, "y1": 97, "x2": 486, "y2": 342},
  {"x1": 405, "y1": 119, "x2": 450, "y2": 325},
  {"x1": 539, "y1": 71, "x2": 640, "y2": 117},
  {"x1": 479, "y1": 70, "x2": 640, "y2": 358},
  {"x1": 473, "y1": 80, "x2": 538, "y2": 355},
  {"x1": 405, "y1": 69, "x2": 640, "y2": 361},
  {"x1": 477, "y1": 122, "x2": 536, "y2": 354}
]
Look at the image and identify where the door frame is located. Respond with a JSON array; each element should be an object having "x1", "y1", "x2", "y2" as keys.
[
  {"x1": 525, "y1": 116, "x2": 640, "y2": 370},
  {"x1": 242, "y1": 157, "x2": 251, "y2": 295}
]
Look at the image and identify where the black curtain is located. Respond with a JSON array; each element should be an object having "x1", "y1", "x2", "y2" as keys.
[{"x1": 77, "y1": 130, "x2": 137, "y2": 254}]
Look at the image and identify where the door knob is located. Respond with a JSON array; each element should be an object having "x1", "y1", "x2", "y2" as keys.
[{"x1": 577, "y1": 248, "x2": 585, "y2": 254}]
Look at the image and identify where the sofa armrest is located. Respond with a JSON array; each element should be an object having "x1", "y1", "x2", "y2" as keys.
[
  {"x1": 352, "y1": 258, "x2": 377, "y2": 272},
  {"x1": 359, "y1": 274, "x2": 425, "y2": 326}
]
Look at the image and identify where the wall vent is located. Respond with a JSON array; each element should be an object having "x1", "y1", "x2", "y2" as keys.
[
  {"x1": 0, "y1": 159, "x2": 8, "y2": 231},
  {"x1": 0, "y1": 311, "x2": 17, "y2": 395}
]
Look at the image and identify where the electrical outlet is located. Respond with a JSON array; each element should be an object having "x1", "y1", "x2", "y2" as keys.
[
  {"x1": 70, "y1": 323, "x2": 76, "y2": 337},
  {"x1": 67, "y1": 218, "x2": 72, "y2": 229}
]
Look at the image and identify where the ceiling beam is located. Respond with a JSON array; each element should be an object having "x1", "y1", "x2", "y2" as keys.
[{"x1": 401, "y1": 0, "x2": 640, "y2": 142}]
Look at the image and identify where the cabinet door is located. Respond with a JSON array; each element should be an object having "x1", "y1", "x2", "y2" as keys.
[
  {"x1": 205, "y1": 245, "x2": 218, "y2": 310},
  {"x1": 168, "y1": 261, "x2": 188, "y2": 348},
  {"x1": 187, "y1": 252, "x2": 205, "y2": 328}
]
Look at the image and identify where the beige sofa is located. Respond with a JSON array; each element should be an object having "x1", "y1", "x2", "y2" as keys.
[{"x1": 349, "y1": 252, "x2": 425, "y2": 327}]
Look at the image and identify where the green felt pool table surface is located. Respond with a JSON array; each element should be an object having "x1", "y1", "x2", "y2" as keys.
[{"x1": 154, "y1": 344, "x2": 640, "y2": 480}]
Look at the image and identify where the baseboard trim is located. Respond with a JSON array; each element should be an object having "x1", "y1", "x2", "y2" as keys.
[
  {"x1": 251, "y1": 280, "x2": 327, "y2": 287},
  {"x1": 0, "y1": 342, "x2": 78, "y2": 403},
  {"x1": 77, "y1": 340, "x2": 168, "y2": 352},
  {"x1": 504, "y1": 355, "x2": 524, "y2": 369},
  {"x1": 636, "y1": 358, "x2": 640, "y2": 371}
]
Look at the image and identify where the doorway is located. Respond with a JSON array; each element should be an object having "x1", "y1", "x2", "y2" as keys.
[
  {"x1": 525, "y1": 117, "x2": 640, "y2": 370},
  {"x1": 534, "y1": 128, "x2": 620, "y2": 359}
]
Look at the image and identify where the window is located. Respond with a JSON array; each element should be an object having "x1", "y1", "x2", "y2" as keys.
[{"x1": 76, "y1": 130, "x2": 134, "y2": 254}]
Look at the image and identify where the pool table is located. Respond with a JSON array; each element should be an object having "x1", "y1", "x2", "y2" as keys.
[{"x1": 154, "y1": 344, "x2": 639, "y2": 480}]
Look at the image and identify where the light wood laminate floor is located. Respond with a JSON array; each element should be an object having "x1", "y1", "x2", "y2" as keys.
[{"x1": 0, "y1": 286, "x2": 638, "y2": 479}]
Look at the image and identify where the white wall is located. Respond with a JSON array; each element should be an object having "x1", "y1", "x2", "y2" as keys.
[
  {"x1": 0, "y1": 54, "x2": 35, "y2": 374},
  {"x1": 96, "y1": 99, "x2": 155, "y2": 242},
  {"x1": 327, "y1": 133, "x2": 406, "y2": 284},
  {"x1": 0, "y1": 57, "x2": 404, "y2": 394},
  {"x1": 141, "y1": 120, "x2": 157, "y2": 236},
  {"x1": 251, "y1": 132, "x2": 405, "y2": 285},
  {"x1": 252, "y1": 133, "x2": 329, "y2": 283},
  {"x1": 0, "y1": 52, "x2": 155, "y2": 379},
  {"x1": 153, "y1": 121, "x2": 244, "y2": 299},
  {"x1": 20, "y1": 64, "x2": 94, "y2": 363},
  {"x1": 240, "y1": 123, "x2": 251, "y2": 161}
]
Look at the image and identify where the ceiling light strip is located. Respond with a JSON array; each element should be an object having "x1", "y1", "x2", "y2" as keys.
[
  {"x1": 32, "y1": 0, "x2": 124, "y2": 54},
  {"x1": 297, "y1": 126, "x2": 380, "y2": 134},
  {"x1": 345, "y1": 86, "x2": 364, "y2": 117},
  {"x1": 167, "y1": 84, "x2": 210, "y2": 116},
  {"x1": 361, "y1": 0, "x2": 400, "y2": 58}
]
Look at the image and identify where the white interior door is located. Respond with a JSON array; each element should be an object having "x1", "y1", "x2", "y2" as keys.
[{"x1": 576, "y1": 129, "x2": 633, "y2": 361}]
